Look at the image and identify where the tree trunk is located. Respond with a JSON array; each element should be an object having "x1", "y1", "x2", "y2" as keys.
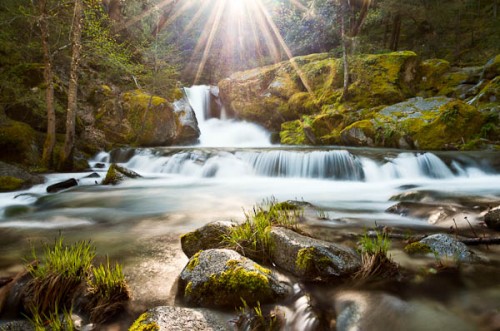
[
  {"x1": 389, "y1": 14, "x2": 401, "y2": 51},
  {"x1": 60, "y1": 0, "x2": 83, "y2": 171},
  {"x1": 340, "y1": 0, "x2": 349, "y2": 101},
  {"x1": 38, "y1": 0, "x2": 56, "y2": 169}
]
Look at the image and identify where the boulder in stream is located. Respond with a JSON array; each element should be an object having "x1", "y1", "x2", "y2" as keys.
[
  {"x1": 419, "y1": 233, "x2": 475, "y2": 262},
  {"x1": 102, "y1": 163, "x2": 141, "y2": 185},
  {"x1": 179, "y1": 249, "x2": 290, "y2": 308},
  {"x1": 269, "y1": 227, "x2": 361, "y2": 281},
  {"x1": 180, "y1": 220, "x2": 237, "y2": 258},
  {"x1": 130, "y1": 306, "x2": 230, "y2": 331},
  {"x1": 0, "y1": 161, "x2": 44, "y2": 192}
]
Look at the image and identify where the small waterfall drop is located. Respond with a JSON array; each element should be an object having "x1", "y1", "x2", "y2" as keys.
[{"x1": 184, "y1": 85, "x2": 271, "y2": 147}]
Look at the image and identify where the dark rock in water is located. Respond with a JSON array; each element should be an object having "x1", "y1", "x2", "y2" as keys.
[
  {"x1": 484, "y1": 208, "x2": 500, "y2": 231},
  {"x1": 179, "y1": 249, "x2": 290, "y2": 308},
  {"x1": 181, "y1": 221, "x2": 237, "y2": 258},
  {"x1": 82, "y1": 172, "x2": 100, "y2": 178},
  {"x1": 481, "y1": 54, "x2": 500, "y2": 80},
  {"x1": 0, "y1": 161, "x2": 44, "y2": 192},
  {"x1": 46, "y1": 178, "x2": 78, "y2": 193},
  {"x1": 269, "y1": 227, "x2": 361, "y2": 281},
  {"x1": 420, "y1": 233, "x2": 475, "y2": 262},
  {"x1": 130, "y1": 306, "x2": 230, "y2": 331},
  {"x1": 102, "y1": 163, "x2": 141, "y2": 185},
  {"x1": 0, "y1": 268, "x2": 32, "y2": 319},
  {"x1": 94, "y1": 163, "x2": 106, "y2": 169}
]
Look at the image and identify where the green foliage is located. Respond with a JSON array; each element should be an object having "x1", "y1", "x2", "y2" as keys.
[
  {"x1": 358, "y1": 231, "x2": 391, "y2": 256},
  {"x1": 88, "y1": 256, "x2": 127, "y2": 300},
  {"x1": 27, "y1": 305, "x2": 75, "y2": 331},
  {"x1": 236, "y1": 299, "x2": 281, "y2": 331},
  {"x1": 224, "y1": 198, "x2": 301, "y2": 261},
  {"x1": 27, "y1": 237, "x2": 95, "y2": 281}
]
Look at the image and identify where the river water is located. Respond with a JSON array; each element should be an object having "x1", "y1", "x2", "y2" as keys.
[{"x1": 0, "y1": 86, "x2": 499, "y2": 329}]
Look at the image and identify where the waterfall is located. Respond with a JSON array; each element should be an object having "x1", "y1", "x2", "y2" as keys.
[
  {"x1": 184, "y1": 85, "x2": 271, "y2": 147},
  {"x1": 94, "y1": 149, "x2": 488, "y2": 182}
]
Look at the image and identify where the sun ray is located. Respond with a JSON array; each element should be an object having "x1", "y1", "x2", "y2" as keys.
[
  {"x1": 194, "y1": 0, "x2": 228, "y2": 84},
  {"x1": 154, "y1": 0, "x2": 195, "y2": 34},
  {"x1": 120, "y1": 0, "x2": 176, "y2": 32},
  {"x1": 181, "y1": 0, "x2": 212, "y2": 37},
  {"x1": 254, "y1": 0, "x2": 314, "y2": 96},
  {"x1": 246, "y1": 1, "x2": 281, "y2": 63}
]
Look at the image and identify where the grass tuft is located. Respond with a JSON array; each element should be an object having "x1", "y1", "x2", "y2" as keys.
[{"x1": 223, "y1": 198, "x2": 301, "y2": 261}]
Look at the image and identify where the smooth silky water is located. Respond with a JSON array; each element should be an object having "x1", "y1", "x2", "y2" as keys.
[{"x1": 1, "y1": 86, "x2": 499, "y2": 329}]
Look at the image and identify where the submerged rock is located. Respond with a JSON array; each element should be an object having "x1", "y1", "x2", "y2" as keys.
[
  {"x1": 130, "y1": 306, "x2": 230, "y2": 331},
  {"x1": 419, "y1": 233, "x2": 475, "y2": 262},
  {"x1": 0, "y1": 320, "x2": 34, "y2": 331},
  {"x1": 269, "y1": 227, "x2": 361, "y2": 281},
  {"x1": 180, "y1": 221, "x2": 237, "y2": 258},
  {"x1": 179, "y1": 249, "x2": 289, "y2": 308},
  {"x1": 102, "y1": 163, "x2": 141, "y2": 185}
]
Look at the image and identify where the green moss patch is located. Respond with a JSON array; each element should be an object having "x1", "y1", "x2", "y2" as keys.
[
  {"x1": 129, "y1": 312, "x2": 159, "y2": 331},
  {"x1": 0, "y1": 176, "x2": 25, "y2": 192}
]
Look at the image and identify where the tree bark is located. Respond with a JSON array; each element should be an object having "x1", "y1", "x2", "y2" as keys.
[
  {"x1": 38, "y1": 0, "x2": 56, "y2": 169},
  {"x1": 60, "y1": 0, "x2": 83, "y2": 171},
  {"x1": 340, "y1": 0, "x2": 349, "y2": 101},
  {"x1": 389, "y1": 14, "x2": 401, "y2": 51}
]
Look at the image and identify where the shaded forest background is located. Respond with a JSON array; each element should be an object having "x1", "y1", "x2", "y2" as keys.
[{"x1": 0, "y1": 0, "x2": 498, "y2": 170}]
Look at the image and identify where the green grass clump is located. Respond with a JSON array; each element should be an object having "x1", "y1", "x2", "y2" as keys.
[
  {"x1": 224, "y1": 198, "x2": 301, "y2": 261},
  {"x1": 358, "y1": 231, "x2": 391, "y2": 255},
  {"x1": 24, "y1": 236, "x2": 130, "y2": 327}
]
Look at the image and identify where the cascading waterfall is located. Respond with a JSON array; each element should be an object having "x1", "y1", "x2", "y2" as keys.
[
  {"x1": 184, "y1": 85, "x2": 271, "y2": 147},
  {"x1": 94, "y1": 148, "x2": 487, "y2": 181}
]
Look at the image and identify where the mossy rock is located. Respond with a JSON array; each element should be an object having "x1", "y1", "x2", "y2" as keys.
[
  {"x1": 287, "y1": 92, "x2": 321, "y2": 118},
  {"x1": 348, "y1": 51, "x2": 420, "y2": 108},
  {"x1": 404, "y1": 242, "x2": 433, "y2": 255},
  {"x1": 413, "y1": 100, "x2": 484, "y2": 150},
  {"x1": 129, "y1": 312, "x2": 159, "y2": 331},
  {"x1": 269, "y1": 227, "x2": 361, "y2": 281},
  {"x1": 299, "y1": 57, "x2": 343, "y2": 92},
  {"x1": 95, "y1": 89, "x2": 179, "y2": 147},
  {"x1": 419, "y1": 58, "x2": 451, "y2": 93},
  {"x1": 309, "y1": 113, "x2": 346, "y2": 144},
  {"x1": 0, "y1": 119, "x2": 40, "y2": 166},
  {"x1": 179, "y1": 249, "x2": 289, "y2": 308},
  {"x1": 280, "y1": 120, "x2": 310, "y2": 145},
  {"x1": 471, "y1": 76, "x2": 500, "y2": 105},
  {"x1": 102, "y1": 163, "x2": 141, "y2": 185},
  {"x1": 340, "y1": 120, "x2": 376, "y2": 147},
  {"x1": 0, "y1": 176, "x2": 25, "y2": 192},
  {"x1": 180, "y1": 221, "x2": 238, "y2": 258}
]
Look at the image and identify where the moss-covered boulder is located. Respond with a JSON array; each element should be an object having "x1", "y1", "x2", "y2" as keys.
[
  {"x1": 180, "y1": 221, "x2": 238, "y2": 258},
  {"x1": 0, "y1": 161, "x2": 44, "y2": 192},
  {"x1": 280, "y1": 120, "x2": 311, "y2": 145},
  {"x1": 340, "y1": 120, "x2": 376, "y2": 147},
  {"x1": 484, "y1": 208, "x2": 500, "y2": 231},
  {"x1": 0, "y1": 118, "x2": 40, "y2": 166},
  {"x1": 102, "y1": 163, "x2": 141, "y2": 185},
  {"x1": 470, "y1": 76, "x2": 500, "y2": 105},
  {"x1": 179, "y1": 249, "x2": 290, "y2": 308},
  {"x1": 94, "y1": 89, "x2": 199, "y2": 147},
  {"x1": 347, "y1": 51, "x2": 419, "y2": 108},
  {"x1": 374, "y1": 97, "x2": 485, "y2": 150},
  {"x1": 269, "y1": 227, "x2": 361, "y2": 281}
]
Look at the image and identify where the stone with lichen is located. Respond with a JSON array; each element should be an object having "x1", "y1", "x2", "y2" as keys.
[{"x1": 179, "y1": 249, "x2": 290, "y2": 308}]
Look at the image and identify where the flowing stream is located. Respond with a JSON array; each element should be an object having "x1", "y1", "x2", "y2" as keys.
[{"x1": 1, "y1": 86, "x2": 499, "y2": 329}]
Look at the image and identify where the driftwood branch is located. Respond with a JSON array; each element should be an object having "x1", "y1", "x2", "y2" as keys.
[{"x1": 359, "y1": 230, "x2": 500, "y2": 246}]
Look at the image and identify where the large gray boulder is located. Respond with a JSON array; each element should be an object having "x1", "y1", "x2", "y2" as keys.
[
  {"x1": 173, "y1": 96, "x2": 200, "y2": 145},
  {"x1": 179, "y1": 249, "x2": 290, "y2": 308},
  {"x1": 180, "y1": 221, "x2": 237, "y2": 258},
  {"x1": 419, "y1": 233, "x2": 475, "y2": 262},
  {"x1": 269, "y1": 227, "x2": 361, "y2": 281},
  {"x1": 130, "y1": 306, "x2": 230, "y2": 331}
]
